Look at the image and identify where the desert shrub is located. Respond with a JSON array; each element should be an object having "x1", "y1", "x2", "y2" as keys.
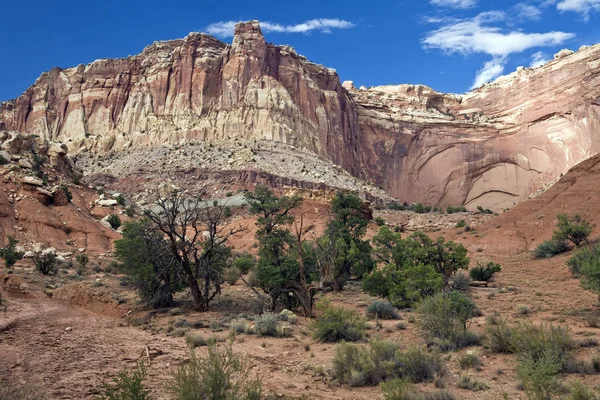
[
  {"x1": 534, "y1": 239, "x2": 569, "y2": 259},
  {"x1": 567, "y1": 245, "x2": 600, "y2": 277},
  {"x1": 446, "y1": 206, "x2": 467, "y2": 214},
  {"x1": 485, "y1": 315, "x2": 514, "y2": 353},
  {"x1": 232, "y1": 254, "x2": 255, "y2": 274},
  {"x1": 554, "y1": 214, "x2": 592, "y2": 247},
  {"x1": 116, "y1": 194, "x2": 126, "y2": 206},
  {"x1": 457, "y1": 375, "x2": 489, "y2": 391},
  {"x1": 125, "y1": 206, "x2": 135, "y2": 218},
  {"x1": 185, "y1": 332, "x2": 209, "y2": 348},
  {"x1": 98, "y1": 361, "x2": 151, "y2": 400},
  {"x1": 59, "y1": 184, "x2": 73, "y2": 203},
  {"x1": 567, "y1": 381, "x2": 598, "y2": 400},
  {"x1": 331, "y1": 340, "x2": 402, "y2": 386},
  {"x1": 516, "y1": 356, "x2": 561, "y2": 400},
  {"x1": 0, "y1": 236, "x2": 23, "y2": 269},
  {"x1": 476, "y1": 206, "x2": 493, "y2": 214},
  {"x1": 0, "y1": 154, "x2": 8, "y2": 165},
  {"x1": 254, "y1": 313, "x2": 278, "y2": 337},
  {"x1": 397, "y1": 346, "x2": 445, "y2": 383},
  {"x1": 375, "y1": 217, "x2": 386, "y2": 226},
  {"x1": 75, "y1": 253, "x2": 89, "y2": 276},
  {"x1": 170, "y1": 344, "x2": 262, "y2": 400},
  {"x1": 417, "y1": 291, "x2": 477, "y2": 351},
  {"x1": 229, "y1": 318, "x2": 252, "y2": 334},
  {"x1": 450, "y1": 271, "x2": 472, "y2": 292},
  {"x1": 278, "y1": 309, "x2": 297, "y2": 324},
  {"x1": 516, "y1": 304, "x2": 532, "y2": 317},
  {"x1": 455, "y1": 220, "x2": 466, "y2": 228},
  {"x1": 511, "y1": 323, "x2": 573, "y2": 364},
  {"x1": 34, "y1": 251, "x2": 57, "y2": 275},
  {"x1": 223, "y1": 266, "x2": 240, "y2": 285},
  {"x1": 366, "y1": 300, "x2": 399, "y2": 320},
  {"x1": 107, "y1": 214, "x2": 121, "y2": 230},
  {"x1": 469, "y1": 261, "x2": 501, "y2": 282},
  {"x1": 457, "y1": 353, "x2": 482, "y2": 371},
  {"x1": 312, "y1": 300, "x2": 366, "y2": 342},
  {"x1": 381, "y1": 379, "x2": 456, "y2": 400}
]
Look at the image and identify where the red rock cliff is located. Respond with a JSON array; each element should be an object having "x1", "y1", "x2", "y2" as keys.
[{"x1": 2, "y1": 21, "x2": 600, "y2": 210}]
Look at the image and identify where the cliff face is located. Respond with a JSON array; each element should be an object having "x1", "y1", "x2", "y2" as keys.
[
  {"x1": 351, "y1": 46, "x2": 600, "y2": 209},
  {"x1": 2, "y1": 21, "x2": 600, "y2": 210}
]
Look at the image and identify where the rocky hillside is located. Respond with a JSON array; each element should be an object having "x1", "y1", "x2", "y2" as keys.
[{"x1": 1, "y1": 21, "x2": 599, "y2": 210}]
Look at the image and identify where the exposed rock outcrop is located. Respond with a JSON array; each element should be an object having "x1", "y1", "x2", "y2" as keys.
[{"x1": 2, "y1": 21, "x2": 600, "y2": 210}]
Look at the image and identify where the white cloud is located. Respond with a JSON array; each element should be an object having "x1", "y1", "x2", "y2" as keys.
[
  {"x1": 530, "y1": 51, "x2": 549, "y2": 67},
  {"x1": 206, "y1": 19, "x2": 354, "y2": 37},
  {"x1": 512, "y1": 3, "x2": 543, "y2": 20},
  {"x1": 430, "y1": 0, "x2": 477, "y2": 9},
  {"x1": 422, "y1": 12, "x2": 575, "y2": 88},
  {"x1": 556, "y1": 0, "x2": 600, "y2": 19},
  {"x1": 472, "y1": 57, "x2": 506, "y2": 88}
]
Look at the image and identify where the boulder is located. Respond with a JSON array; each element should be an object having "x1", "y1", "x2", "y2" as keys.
[
  {"x1": 98, "y1": 199, "x2": 118, "y2": 207},
  {"x1": 22, "y1": 176, "x2": 44, "y2": 186}
]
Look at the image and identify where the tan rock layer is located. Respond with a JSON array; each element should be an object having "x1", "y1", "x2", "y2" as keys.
[{"x1": 2, "y1": 21, "x2": 600, "y2": 210}]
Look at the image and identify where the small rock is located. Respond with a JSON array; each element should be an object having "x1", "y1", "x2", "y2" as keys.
[{"x1": 65, "y1": 327, "x2": 72, "y2": 332}]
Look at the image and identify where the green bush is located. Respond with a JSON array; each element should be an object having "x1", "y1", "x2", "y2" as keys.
[
  {"x1": 312, "y1": 300, "x2": 366, "y2": 342},
  {"x1": 511, "y1": 323, "x2": 574, "y2": 369},
  {"x1": 229, "y1": 318, "x2": 252, "y2": 334},
  {"x1": 223, "y1": 266, "x2": 240, "y2": 285},
  {"x1": 331, "y1": 340, "x2": 401, "y2": 386},
  {"x1": 170, "y1": 344, "x2": 262, "y2": 400},
  {"x1": 59, "y1": 184, "x2": 73, "y2": 203},
  {"x1": 381, "y1": 379, "x2": 456, "y2": 400},
  {"x1": 331, "y1": 341, "x2": 443, "y2": 387},
  {"x1": 417, "y1": 291, "x2": 477, "y2": 351},
  {"x1": 366, "y1": 300, "x2": 399, "y2": 319},
  {"x1": 232, "y1": 254, "x2": 255, "y2": 274},
  {"x1": 567, "y1": 245, "x2": 600, "y2": 277},
  {"x1": 457, "y1": 353, "x2": 482, "y2": 371},
  {"x1": 456, "y1": 375, "x2": 489, "y2": 391},
  {"x1": 567, "y1": 382, "x2": 598, "y2": 400},
  {"x1": 396, "y1": 346, "x2": 445, "y2": 383},
  {"x1": 0, "y1": 155, "x2": 8, "y2": 165},
  {"x1": 446, "y1": 206, "x2": 467, "y2": 214},
  {"x1": 116, "y1": 194, "x2": 126, "y2": 206},
  {"x1": 254, "y1": 313, "x2": 278, "y2": 337},
  {"x1": 375, "y1": 217, "x2": 386, "y2": 226},
  {"x1": 34, "y1": 251, "x2": 57, "y2": 275},
  {"x1": 534, "y1": 239, "x2": 569, "y2": 259},
  {"x1": 455, "y1": 220, "x2": 466, "y2": 228},
  {"x1": 553, "y1": 213, "x2": 592, "y2": 247},
  {"x1": 0, "y1": 236, "x2": 23, "y2": 269},
  {"x1": 469, "y1": 261, "x2": 501, "y2": 282},
  {"x1": 107, "y1": 214, "x2": 121, "y2": 230},
  {"x1": 484, "y1": 315, "x2": 514, "y2": 353},
  {"x1": 98, "y1": 361, "x2": 151, "y2": 400}
]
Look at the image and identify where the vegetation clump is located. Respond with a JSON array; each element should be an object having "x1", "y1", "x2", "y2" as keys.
[
  {"x1": 366, "y1": 300, "x2": 399, "y2": 320},
  {"x1": 170, "y1": 344, "x2": 262, "y2": 400},
  {"x1": 312, "y1": 299, "x2": 366, "y2": 342},
  {"x1": 469, "y1": 261, "x2": 501, "y2": 282},
  {"x1": 98, "y1": 361, "x2": 151, "y2": 400},
  {"x1": 417, "y1": 291, "x2": 479, "y2": 351},
  {"x1": 0, "y1": 236, "x2": 23, "y2": 269}
]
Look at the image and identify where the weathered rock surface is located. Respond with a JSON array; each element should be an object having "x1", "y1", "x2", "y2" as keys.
[{"x1": 2, "y1": 21, "x2": 600, "y2": 210}]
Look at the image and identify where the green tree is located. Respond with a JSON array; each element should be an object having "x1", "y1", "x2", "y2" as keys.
[
  {"x1": 0, "y1": 236, "x2": 23, "y2": 269},
  {"x1": 115, "y1": 219, "x2": 184, "y2": 308},
  {"x1": 321, "y1": 192, "x2": 374, "y2": 291},
  {"x1": 553, "y1": 213, "x2": 592, "y2": 247},
  {"x1": 363, "y1": 227, "x2": 468, "y2": 307},
  {"x1": 244, "y1": 186, "x2": 319, "y2": 313}
]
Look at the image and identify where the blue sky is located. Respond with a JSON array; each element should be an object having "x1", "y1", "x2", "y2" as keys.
[{"x1": 1, "y1": 0, "x2": 599, "y2": 101}]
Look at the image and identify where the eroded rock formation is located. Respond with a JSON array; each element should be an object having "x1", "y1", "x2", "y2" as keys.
[{"x1": 2, "y1": 21, "x2": 600, "y2": 210}]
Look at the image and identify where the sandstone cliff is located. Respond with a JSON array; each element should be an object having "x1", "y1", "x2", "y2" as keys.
[{"x1": 2, "y1": 21, "x2": 600, "y2": 210}]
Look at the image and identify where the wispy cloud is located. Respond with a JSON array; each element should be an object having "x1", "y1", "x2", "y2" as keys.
[
  {"x1": 530, "y1": 51, "x2": 550, "y2": 67},
  {"x1": 472, "y1": 57, "x2": 506, "y2": 88},
  {"x1": 430, "y1": 0, "x2": 477, "y2": 9},
  {"x1": 422, "y1": 11, "x2": 575, "y2": 88},
  {"x1": 205, "y1": 19, "x2": 355, "y2": 37},
  {"x1": 555, "y1": 0, "x2": 600, "y2": 20},
  {"x1": 512, "y1": 3, "x2": 543, "y2": 20}
]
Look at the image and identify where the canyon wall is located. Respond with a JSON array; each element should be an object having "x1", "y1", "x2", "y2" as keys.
[{"x1": 2, "y1": 21, "x2": 600, "y2": 210}]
